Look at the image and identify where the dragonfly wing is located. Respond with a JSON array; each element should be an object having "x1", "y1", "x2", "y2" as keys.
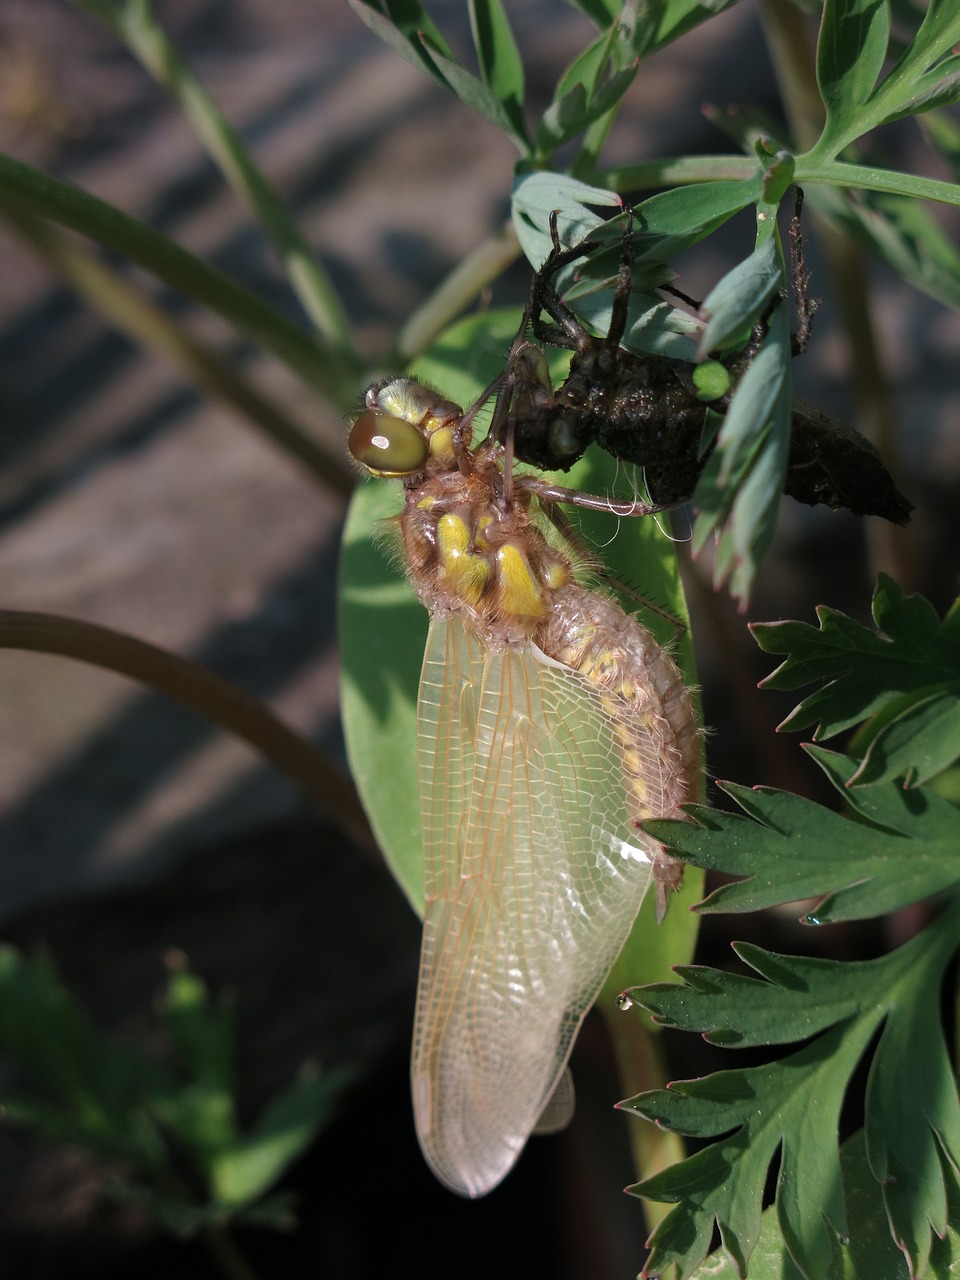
[{"x1": 412, "y1": 626, "x2": 660, "y2": 1197}]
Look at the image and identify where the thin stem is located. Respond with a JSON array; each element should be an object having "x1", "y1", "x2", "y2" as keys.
[
  {"x1": 72, "y1": 0, "x2": 355, "y2": 355},
  {"x1": 598, "y1": 998, "x2": 683, "y2": 1235},
  {"x1": 0, "y1": 152, "x2": 361, "y2": 409},
  {"x1": 760, "y1": 0, "x2": 914, "y2": 587},
  {"x1": 794, "y1": 159, "x2": 960, "y2": 206},
  {"x1": 0, "y1": 203, "x2": 355, "y2": 496},
  {"x1": 0, "y1": 610, "x2": 377, "y2": 854},
  {"x1": 201, "y1": 1224, "x2": 263, "y2": 1280},
  {"x1": 597, "y1": 154, "x2": 757, "y2": 191},
  {"x1": 392, "y1": 219, "x2": 522, "y2": 364}
]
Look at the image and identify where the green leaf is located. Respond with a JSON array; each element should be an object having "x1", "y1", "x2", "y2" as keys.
[
  {"x1": 163, "y1": 965, "x2": 234, "y2": 1094},
  {"x1": 211, "y1": 1065, "x2": 354, "y2": 1207},
  {"x1": 511, "y1": 171, "x2": 622, "y2": 268},
  {"x1": 536, "y1": 62, "x2": 639, "y2": 156},
  {"x1": 808, "y1": 182, "x2": 960, "y2": 312},
  {"x1": 0, "y1": 153, "x2": 354, "y2": 407},
  {"x1": 346, "y1": 0, "x2": 456, "y2": 85},
  {"x1": 624, "y1": 901, "x2": 960, "y2": 1279},
  {"x1": 648, "y1": 744, "x2": 960, "y2": 920},
  {"x1": 692, "y1": 292, "x2": 792, "y2": 606},
  {"x1": 816, "y1": 0, "x2": 891, "y2": 147},
  {"x1": 751, "y1": 575, "x2": 960, "y2": 739},
  {"x1": 699, "y1": 230, "x2": 781, "y2": 354},
  {"x1": 468, "y1": 0, "x2": 529, "y2": 148},
  {"x1": 685, "y1": 1128, "x2": 959, "y2": 1279},
  {"x1": 851, "y1": 690, "x2": 960, "y2": 786},
  {"x1": 629, "y1": 0, "x2": 743, "y2": 59},
  {"x1": 810, "y1": 0, "x2": 960, "y2": 159}
]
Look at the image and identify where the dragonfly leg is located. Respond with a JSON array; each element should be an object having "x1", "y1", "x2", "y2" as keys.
[{"x1": 516, "y1": 472, "x2": 671, "y2": 518}]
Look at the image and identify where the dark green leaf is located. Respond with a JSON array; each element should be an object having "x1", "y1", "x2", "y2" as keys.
[
  {"x1": 346, "y1": 0, "x2": 456, "y2": 86},
  {"x1": 851, "y1": 690, "x2": 960, "y2": 786},
  {"x1": 163, "y1": 965, "x2": 234, "y2": 1094},
  {"x1": 699, "y1": 229, "x2": 781, "y2": 354},
  {"x1": 751, "y1": 575, "x2": 960, "y2": 738},
  {"x1": 624, "y1": 901, "x2": 960, "y2": 1279},
  {"x1": 816, "y1": 0, "x2": 890, "y2": 120},
  {"x1": 211, "y1": 1065, "x2": 355, "y2": 1206},
  {"x1": 468, "y1": 0, "x2": 530, "y2": 148},
  {"x1": 646, "y1": 747, "x2": 960, "y2": 919},
  {"x1": 630, "y1": 0, "x2": 743, "y2": 59}
]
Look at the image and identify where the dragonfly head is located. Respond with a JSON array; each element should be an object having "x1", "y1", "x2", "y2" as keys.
[{"x1": 350, "y1": 377, "x2": 466, "y2": 477}]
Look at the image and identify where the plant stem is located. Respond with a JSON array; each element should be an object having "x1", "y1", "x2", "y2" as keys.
[
  {"x1": 72, "y1": 0, "x2": 355, "y2": 355},
  {"x1": 392, "y1": 219, "x2": 522, "y2": 364},
  {"x1": 0, "y1": 152, "x2": 361, "y2": 409},
  {"x1": 0, "y1": 202, "x2": 355, "y2": 495},
  {"x1": 760, "y1": 0, "x2": 914, "y2": 587},
  {"x1": 598, "y1": 999, "x2": 683, "y2": 1234},
  {"x1": 201, "y1": 1224, "x2": 263, "y2": 1280},
  {"x1": 0, "y1": 610, "x2": 377, "y2": 855}
]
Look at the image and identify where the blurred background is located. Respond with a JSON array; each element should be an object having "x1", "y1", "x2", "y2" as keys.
[{"x1": 0, "y1": 1, "x2": 956, "y2": 1275}]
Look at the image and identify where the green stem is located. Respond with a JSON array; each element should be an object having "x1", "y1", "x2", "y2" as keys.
[
  {"x1": 760, "y1": 0, "x2": 913, "y2": 588},
  {"x1": 598, "y1": 999, "x2": 683, "y2": 1235},
  {"x1": 72, "y1": 0, "x2": 355, "y2": 355},
  {"x1": 0, "y1": 152, "x2": 361, "y2": 409},
  {"x1": 201, "y1": 1224, "x2": 263, "y2": 1280},
  {"x1": 794, "y1": 158, "x2": 960, "y2": 205},
  {"x1": 0, "y1": 610, "x2": 376, "y2": 853},
  {"x1": 597, "y1": 154, "x2": 757, "y2": 191},
  {"x1": 392, "y1": 219, "x2": 521, "y2": 363},
  {"x1": 0, "y1": 203, "x2": 355, "y2": 495}
]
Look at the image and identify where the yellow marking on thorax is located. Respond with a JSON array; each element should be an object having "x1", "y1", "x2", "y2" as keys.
[
  {"x1": 496, "y1": 544, "x2": 547, "y2": 618},
  {"x1": 437, "y1": 513, "x2": 491, "y2": 606}
]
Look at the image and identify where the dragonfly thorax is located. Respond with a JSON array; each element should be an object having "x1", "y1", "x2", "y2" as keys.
[{"x1": 402, "y1": 471, "x2": 572, "y2": 648}]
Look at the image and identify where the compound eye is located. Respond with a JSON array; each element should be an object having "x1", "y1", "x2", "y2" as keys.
[{"x1": 348, "y1": 411, "x2": 428, "y2": 476}]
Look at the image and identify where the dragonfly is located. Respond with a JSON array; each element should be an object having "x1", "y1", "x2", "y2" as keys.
[
  {"x1": 347, "y1": 365, "x2": 700, "y2": 1198},
  {"x1": 497, "y1": 202, "x2": 912, "y2": 525}
]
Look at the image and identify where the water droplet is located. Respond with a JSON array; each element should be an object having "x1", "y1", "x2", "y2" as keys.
[
  {"x1": 801, "y1": 913, "x2": 821, "y2": 926},
  {"x1": 616, "y1": 992, "x2": 634, "y2": 1011}
]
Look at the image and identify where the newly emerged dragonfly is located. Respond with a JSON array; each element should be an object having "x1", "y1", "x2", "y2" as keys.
[{"x1": 347, "y1": 367, "x2": 699, "y2": 1198}]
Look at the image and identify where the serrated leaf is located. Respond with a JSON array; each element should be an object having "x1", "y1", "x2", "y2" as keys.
[
  {"x1": 752, "y1": 575, "x2": 960, "y2": 739},
  {"x1": 685, "y1": 1129, "x2": 955, "y2": 1279},
  {"x1": 624, "y1": 900, "x2": 960, "y2": 1279},
  {"x1": 645, "y1": 747, "x2": 960, "y2": 920},
  {"x1": 631, "y1": 1021, "x2": 860, "y2": 1278},
  {"x1": 851, "y1": 690, "x2": 960, "y2": 786}
]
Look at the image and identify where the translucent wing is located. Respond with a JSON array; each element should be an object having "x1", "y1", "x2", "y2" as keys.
[{"x1": 411, "y1": 614, "x2": 661, "y2": 1197}]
